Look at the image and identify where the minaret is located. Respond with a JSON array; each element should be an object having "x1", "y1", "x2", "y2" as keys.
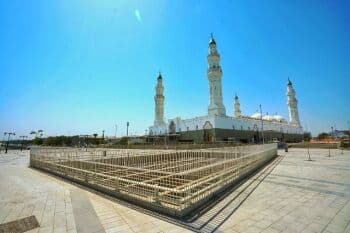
[
  {"x1": 234, "y1": 94, "x2": 241, "y2": 117},
  {"x1": 207, "y1": 34, "x2": 226, "y2": 117},
  {"x1": 287, "y1": 78, "x2": 301, "y2": 126},
  {"x1": 154, "y1": 72, "x2": 165, "y2": 126}
]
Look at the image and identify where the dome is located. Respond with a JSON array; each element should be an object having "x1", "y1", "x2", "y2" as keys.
[
  {"x1": 273, "y1": 115, "x2": 285, "y2": 122},
  {"x1": 263, "y1": 115, "x2": 274, "y2": 121},
  {"x1": 250, "y1": 113, "x2": 262, "y2": 119}
]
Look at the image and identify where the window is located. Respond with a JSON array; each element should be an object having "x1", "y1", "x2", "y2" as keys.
[
  {"x1": 248, "y1": 127, "x2": 250, "y2": 130},
  {"x1": 232, "y1": 125, "x2": 235, "y2": 130},
  {"x1": 241, "y1": 126, "x2": 243, "y2": 130},
  {"x1": 187, "y1": 127, "x2": 189, "y2": 131},
  {"x1": 196, "y1": 125, "x2": 198, "y2": 130}
]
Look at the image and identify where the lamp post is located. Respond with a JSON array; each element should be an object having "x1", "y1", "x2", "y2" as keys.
[
  {"x1": 329, "y1": 126, "x2": 333, "y2": 157},
  {"x1": 4, "y1": 132, "x2": 16, "y2": 154},
  {"x1": 0, "y1": 132, "x2": 6, "y2": 153},
  {"x1": 331, "y1": 126, "x2": 334, "y2": 139},
  {"x1": 19, "y1": 135, "x2": 28, "y2": 151},
  {"x1": 259, "y1": 104, "x2": 264, "y2": 144}
]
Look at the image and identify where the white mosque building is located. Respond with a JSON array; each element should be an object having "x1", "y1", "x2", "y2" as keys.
[{"x1": 149, "y1": 35, "x2": 303, "y2": 143}]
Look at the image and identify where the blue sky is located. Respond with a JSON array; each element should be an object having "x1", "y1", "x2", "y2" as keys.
[{"x1": 0, "y1": 0, "x2": 349, "y2": 138}]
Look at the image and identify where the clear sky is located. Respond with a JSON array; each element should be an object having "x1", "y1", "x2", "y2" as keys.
[{"x1": 1, "y1": 0, "x2": 349, "y2": 138}]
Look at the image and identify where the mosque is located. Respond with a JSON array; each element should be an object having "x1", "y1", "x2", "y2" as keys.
[{"x1": 148, "y1": 35, "x2": 303, "y2": 143}]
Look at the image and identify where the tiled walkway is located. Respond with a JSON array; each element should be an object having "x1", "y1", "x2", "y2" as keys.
[{"x1": 0, "y1": 148, "x2": 350, "y2": 233}]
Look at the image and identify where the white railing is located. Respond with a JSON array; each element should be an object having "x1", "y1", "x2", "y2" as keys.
[{"x1": 30, "y1": 143, "x2": 277, "y2": 217}]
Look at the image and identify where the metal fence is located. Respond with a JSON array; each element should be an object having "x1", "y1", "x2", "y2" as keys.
[{"x1": 30, "y1": 143, "x2": 277, "y2": 217}]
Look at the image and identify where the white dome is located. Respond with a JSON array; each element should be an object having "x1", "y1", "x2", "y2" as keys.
[
  {"x1": 250, "y1": 113, "x2": 262, "y2": 119},
  {"x1": 273, "y1": 115, "x2": 285, "y2": 121},
  {"x1": 263, "y1": 115, "x2": 273, "y2": 121}
]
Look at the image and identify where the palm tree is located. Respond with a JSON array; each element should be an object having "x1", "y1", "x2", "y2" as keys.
[
  {"x1": 38, "y1": 130, "x2": 44, "y2": 138},
  {"x1": 30, "y1": 131, "x2": 37, "y2": 139}
]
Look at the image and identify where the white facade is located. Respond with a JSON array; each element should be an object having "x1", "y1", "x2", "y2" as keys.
[
  {"x1": 149, "y1": 115, "x2": 303, "y2": 136},
  {"x1": 149, "y1": 35, "x2": 303, "y2": 138}
]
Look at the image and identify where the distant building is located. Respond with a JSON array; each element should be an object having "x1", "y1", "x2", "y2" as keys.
[
  {"x1": 330, "y1": 130, "x2": 349, "y2": 138},
  {"x1": 149, "y1": 35, "x2": 303, "y2": 143}
]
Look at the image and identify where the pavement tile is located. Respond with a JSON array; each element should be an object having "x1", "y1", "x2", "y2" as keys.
[{"x1": 1, "y1": 149, "x2": 350, "y2": 233}]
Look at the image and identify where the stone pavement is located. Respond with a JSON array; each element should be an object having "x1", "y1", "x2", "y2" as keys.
[{"x1": 0, "y1": 148, "x2": 350, "y2": 233}]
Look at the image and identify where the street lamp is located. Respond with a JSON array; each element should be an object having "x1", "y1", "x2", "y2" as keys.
[
  {"x1": 259, "y1": 104, "x2": 264, "y2": 144},
  {"x1": 331, "y1": 126, "x2": 334, "y2": 139},
  {"x1": 19, "y1": 135, "x2": 28, "y2": 151},
  {"x1": 328, "y1": 126, "x2": 333, "y2": 157},
  {"x1": 0, "y1": 133, "x2": 6, "y2": 153},
  {"x1": 4, "y1": 132, "x2": 16, "y2": 154}
]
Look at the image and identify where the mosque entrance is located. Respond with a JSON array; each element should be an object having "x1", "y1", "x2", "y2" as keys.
[
  {"x1": 203, "y1": 121, "x2": 213, "y2": 143},
  {"x1": 169, "y1": 121, "x2": 176, "y2": 134}
]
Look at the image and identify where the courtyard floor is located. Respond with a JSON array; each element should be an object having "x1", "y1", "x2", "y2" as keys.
[{"x1": 0, "y1": 148, "x2": 349, "y2": 233}]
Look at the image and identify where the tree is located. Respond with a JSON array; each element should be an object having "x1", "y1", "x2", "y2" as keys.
[
  {"x1": 93, "y1": 133, "x2": 98, "y2": 138},
  {"x1": 33, "y1": 137, "x2": 43, "y2": 145},
  {"x1": 317, "y1": 132, "x2": 329, "y2": 140}
]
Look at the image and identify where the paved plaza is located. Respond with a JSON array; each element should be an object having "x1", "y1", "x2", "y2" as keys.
[{"x1": 0, "y1": 148, "x2": 350, "y2": 233}]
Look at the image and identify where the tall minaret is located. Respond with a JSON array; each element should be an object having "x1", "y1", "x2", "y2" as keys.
[
  {"x1": 234, "y1": 94, "x2": 241, "y2": 117},
  {"x1": 287, "y1": 78, "x2": 301, "y2": 126},
  {"x1": 154, "y1": 72, "x2": 165, "y2": 126},
  {"x1": 207, "y1": 34, "x2": 226, "y2": 117}
]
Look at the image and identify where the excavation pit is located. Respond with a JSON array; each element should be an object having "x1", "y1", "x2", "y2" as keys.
[{"x1": 30, "y1": 144, "x2": 277, "y2": 217}]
